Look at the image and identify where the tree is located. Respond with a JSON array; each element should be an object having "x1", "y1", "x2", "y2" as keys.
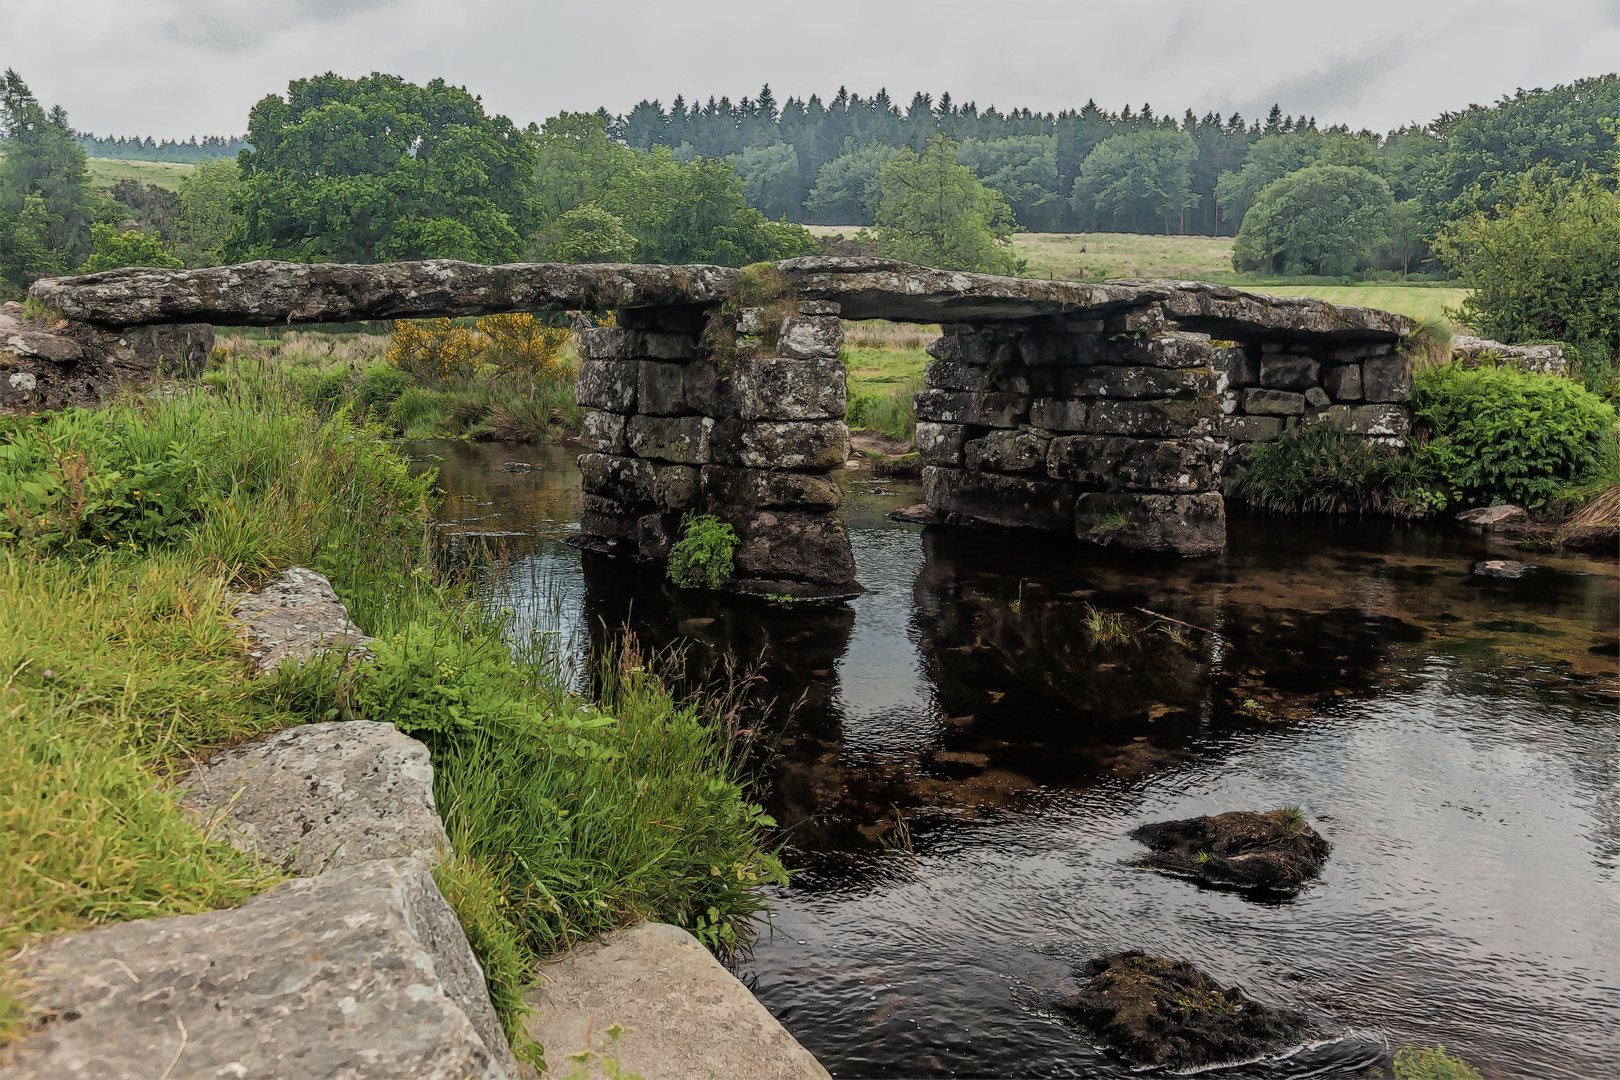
[
  {"x1": 872, "y1": 134, "x2": 1023, "y2": 274},
  {"x1": 728, "y1": 142, "x2": 802, "y2": 221},
  {"x1": 175, "y1": 158, "x2": 243, "y2": 267},
  {"x1": 805, "y1": 142, "x2": 905, "y2": 225},
  {"x1": 528, "y1": 112, "x2": 816, "y2": 266},
  {"x1": 1232, "y1": 165, "x2": 1395, "y2": 276},
  {"x1": 1071, "y1": 129, "x2": 1200, "y2": 233},
  {"x1": 538, "y1": 203, "x2": 637, "y2": 263},
  {"x1": 225, "y1": 72, "x2": 538, "y2": 264},
  {"x1": 956, "y1": 135, "x2": 1063, "y2": 231},
  {"x1": 1433, "y1": 167, "x2": 1620, "y2": 385},
  {"x1": 74, "y1": 222, "x2": 184, "y2": 273},
  {"x1": 0, "y1": 69, "x2": 104, "y2": 288}
]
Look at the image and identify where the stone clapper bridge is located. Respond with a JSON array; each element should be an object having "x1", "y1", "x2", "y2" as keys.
[{"x1": 31, "y1": 256, "x2": 1416, "y2": 597}]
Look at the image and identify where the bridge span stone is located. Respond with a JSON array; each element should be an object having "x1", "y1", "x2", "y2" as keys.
[{"x1": 27, "y1": 257, "x2": 1418, "y2": 594}]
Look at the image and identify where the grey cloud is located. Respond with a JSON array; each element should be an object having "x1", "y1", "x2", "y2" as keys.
[
  {"x1": 161, "y1": 13, "x2": 262, "y2": 54},
  {"x1": 1239, "y1": 41, "x2": 1407, "y2": 124},
  {"x1": 292, "y1": 0, "x2": 400, "y2": 24}
]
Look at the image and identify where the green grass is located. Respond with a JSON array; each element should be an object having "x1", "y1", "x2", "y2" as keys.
[
  {"x1": 1014, "y1": 230, "x2": 1237, "y2": 281},
  {"x1": 842, "y1": 345, "x2": 928, "y2": 396},
  {"x1": 1248, "y1": 285, "x2": 1471, "y2": 324},
  {"x1": 86, "y1": 157, "x2": 196, "y2": 191},
  {"x1": 0, "y1": 367, "x2": 783, "y2": 1065}
]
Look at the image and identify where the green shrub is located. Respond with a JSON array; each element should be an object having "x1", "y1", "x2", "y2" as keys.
[
  {"x1": 1411, "y1": 363, "x2": 1618, "y2": 508},
  {"x1": 355, "y1": 364, "x2": 412, "y2": 416},
  {"x1": 1231, "y1": 427, "x2": 1446, "y2": 517},
  {"x1": 1393, "y1": 1044, "x2": 1483, "y2": 1080},
  {"x1": 667, "y1": 513, "x2": 738, "y2": 589},
  {"x1": 846, "y1": 375, "x2": 920, "y2": 442}
]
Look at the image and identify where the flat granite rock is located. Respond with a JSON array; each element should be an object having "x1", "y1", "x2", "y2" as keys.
[
  {"x1": 181, "y1": 721, "x2": 449, "y2": 874},
  {"x1": 232, "y1": 566, "x2": 375, "y2": 674},
  {"x1": 528, "y1": 922, "x2": 829, "y2": 1080},
  {"x1": 0, "y1": 858, "x2": 517, "y2": 1080}
]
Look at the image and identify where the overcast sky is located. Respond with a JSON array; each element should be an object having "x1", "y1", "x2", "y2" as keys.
[{"x1": 4, "y1": 0, "x2": 1618, "y2": 140}]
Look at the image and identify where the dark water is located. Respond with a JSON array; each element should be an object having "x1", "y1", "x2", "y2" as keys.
[{"x1": 415, "y1": 440, "x2": 1620, "y2": 1080}]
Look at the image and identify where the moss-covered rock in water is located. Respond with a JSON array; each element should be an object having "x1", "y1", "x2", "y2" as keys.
[
  {"x1": 1053, "y1": 951, "x2": 1309, "y2": 1069},
  {"x1": 1131, "y1": 807, "x2": 1331, "y2": 891}
]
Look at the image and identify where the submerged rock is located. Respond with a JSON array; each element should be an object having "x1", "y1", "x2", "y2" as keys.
[
  {"x1": 1131, "y1": 808, "x2": 1331, "y2": 891},
  {"x1": 1051, "y1": 951, "x2": 1309, "y2": 1070},
  {"x1": 1473, "y1": 558, "x2": 1534, "y2": 578}
]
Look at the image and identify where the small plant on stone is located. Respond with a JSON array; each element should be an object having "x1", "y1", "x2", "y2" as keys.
[
  {"x1": 1091, "y1": 508, "x2": 1131, "y2": 531},
  {"x1": 698, "y1": 262, "x2": 798, "y2": 373},
  {"x1": 667, "y1": 512, "x2": 738, "y2": 589},
  {"x1": 1392, "y1": 1044, "x2": 1483, "y2": 1080}
]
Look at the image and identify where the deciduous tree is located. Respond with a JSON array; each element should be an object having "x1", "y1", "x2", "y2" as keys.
[{"x1": 872, "y1": 134, "x2": 1023, "y2": 274}]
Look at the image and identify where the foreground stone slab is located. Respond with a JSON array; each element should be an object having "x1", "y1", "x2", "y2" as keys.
[
  {"x1": 181, "y1": 721, "x2": 449, "y2": 874},
  {"x1": 1, "y1": 859, "x2": 517, "y2": 1080},
  {"x1": 232, "y1": 567, "x2": 375, "y2": 674},
  {"x1": 528, "y1": 922, "x2": 829, "y2": 1080}
]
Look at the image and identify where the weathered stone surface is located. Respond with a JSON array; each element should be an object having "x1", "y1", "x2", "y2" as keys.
[
  {"x1": 1223, "y1": 415, "x2": 1284, "y2": 441},
  {"x1": 579, "y1": 410, "x2": 628, "y2": 454},
  {"x1": 627, "y1": 414, "x2": 712, "y2": 464},
  {"x1": 924, "y1": 359, "x2": 992, "y2": 392},
  {"x1": 797, "y1": 299, "x2": 840, "y2": 316},
  {"x1": 1259, "y1": 354, "x2": 1320, "y2": 390},
  {"x1": 637, "y1": 512, "x2": 683, "y2": 559},
  {"x1": 579, "y1": 452, "x2": 656, "y2": 503},
  {"x1": 731, "y1": 509, "x2": 858, "y2": 587},
  {"x1": 1059, "y1": 365, "x2": 1213, "y2": 399},
  {"x1": 733, "y1": 357, "x2": 846, "y2": 420},
  {"x1": 1139, "y1": 278, "x2": 1415, "y2": 341},
  {"x1": 1361, "y1": 354, "x2": 1411, "y2": 403},
  {"x1": 579, "y1": 326, "x2": 631, "y2": 359},
  {"x1": 181, "y1": 721, "x2": 447, "y2": 874},
  {"x1": 776, "y1": 315, "x2": 843, "y2": 359},
  {"x1": 1028, "y1": 397, "x2": 1088, "y2": 432},
  {"x1": 527, "y1": 922, "x2": 829, "y2": 1080},
  {"x1": 913, "y1": 388, "x2": 1030, "y2": 428},
  {"x1": 653, "y1": 464, "x2": 701, "y2": 512},
  {"x1": 2, "y1": 858, "x2": 517, "y2": 1080},
  {"x1": 1474, "y1": 558, "x2": 1533, "y2": 578},
  {"x1": 701, "y1": 464, "x2": 843, "y2": 511},
  {"x1": 1242, "y1": 388, "x2": 1306, "y2": 416},
  {"x1": 1213, "y1": 345, "x2": 1258, "y2": 387},
  {"x1": 32, "y1": 260, "x2": 742, "y2": 327},
  {"x1": 638, "y1": 361, "x2": 692, "y2": 415},
  {"x1": 1047, "y1": 436, "x2": 1220, "y2": 493},
  {"x1": 1322, "y1": 363, "x2": 1363, "y2": 401},
  {"x1": 1089, "y1": 398, "x2": 1221, "y2": 437},
  {"x1": 964, "y1": 429, "x2": 1052, "y2": 474},
  {"x1": 628, "y1": 331, "x2": 698, "y2": 361},
  {"x1": 1339, "y1": 404, "x2": 1412, "y2": 436},
  {"x1": 915, "y1": 421, "x2": 968, "y2": 467},
  {"x1": 0, "y1": 304, "x2": 212, "y2": 409},
  {"x1": 1452, "y1": 335, "x2": 1568, "y2": 376},
  {"x1": 924, "y1": 466, "x2": 1079, "y2": 532},
  {"x1": 1304, "y1": 386, "x2": 1330, "y2": 407},
  {"x1": 576, "y1": 359, "x2": 638, "y2": 412},
  {"x1": 709, "y1": 419, "x2": 848, "y2": 470},
  {"x1": 1075, "y1": 492, "x2": 1225, "y2": 556},
  {"x1": 231, "y1": 567, "x2": 374, "y2": 675},
  {"x1": 1456, "y1": 504, "x2": 1530, "y2": 530},
  {"x1": 986, "y1": 363, "x2": 1059, "y2": 396},
  {"x1": 1107, "y1": 304, "x2": 1168, "y2": 335},
  {"x1": 579, "y1": 494, "x2": 641, "y2": 541}
]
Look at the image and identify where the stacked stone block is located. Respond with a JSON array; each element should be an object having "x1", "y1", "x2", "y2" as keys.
[
  {"x1": 916, "y1": 305, "x2": 1227, "y2": 556},
  {"x1": 1216, "y1": 338, "x2": 1413, "y2": 481},
  {"x1": 575, "y1": 304, "x2": 858, "y2": 597}
]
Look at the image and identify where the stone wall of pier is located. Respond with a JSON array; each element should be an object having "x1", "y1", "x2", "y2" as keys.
[{"x1": 573, "y1": 302, "x2": 860, "y2": 597}]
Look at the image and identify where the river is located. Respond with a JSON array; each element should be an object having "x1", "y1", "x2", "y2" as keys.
[{"x1": 414, "y1": 439, "x2": 1619, "y2": 1080}]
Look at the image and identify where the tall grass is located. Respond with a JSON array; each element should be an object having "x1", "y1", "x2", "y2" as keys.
[
  {"x1": 0, "y1": 368, "x2": 787, "y2": 1062},
  {"x1": 1231, "y1": 427, "x2": 1447, "y2": 518}
]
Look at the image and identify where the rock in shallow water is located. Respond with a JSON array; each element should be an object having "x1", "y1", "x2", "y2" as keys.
[
  {"x1": 1130, "y1": 808, "x2": 1331, "y2": 891},
  {"x1": 1050, "y1": 951, "x2": 1309, "y2": 1069},
  {"x1": 1473, "y1": 559, "x2": 1534, "y2": 578}
]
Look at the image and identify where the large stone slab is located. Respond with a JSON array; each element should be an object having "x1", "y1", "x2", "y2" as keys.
[
  {"x1": 181, "y1": 721, "x2": 449, "y2": 875},
  {"x1": 528, "y1": 922, "x2": 828, "y2": 1080},
  {"x1": 701, "y1": 464, "x2": 843, "y2": 511},
  {"x1": 729, "y1": 508, "x2": 858, "y2": 591},
  {"x1": 924, "y1": 466, "x2": 1080, "y2": 532},
  {"x1": 231, "y1": 567, "x2": 374, "y2": 675},
  {"x1": 912, "y1": 388, "x2": 1030, "y2": 428},
  {"x1": 1075, "y1": 492, "x2": 1226, "y2": 556},
  {"x1": 709, "y1": 419, "x2": 848, "y2": 471},
  {"x1": 1, "y1": 858, "x2": 516, "y2": 1080},
  {"x1": 731, "y1": 357, "x2": 847, "y2": 420},
  {"x1": 1047, "y1": 436, "x2": 1222, "y2": 494}
]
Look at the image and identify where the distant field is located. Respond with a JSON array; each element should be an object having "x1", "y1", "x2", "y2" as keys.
[
  {"x1": 1249, "y1": 285, "x2": 1469, "y2": 324},
  {"x1": 86, "y1": 158, "x2": 196, "y2": 191}
]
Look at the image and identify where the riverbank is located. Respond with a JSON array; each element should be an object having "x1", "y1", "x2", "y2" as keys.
[{"x1": 0, "y1": 370, "x2": 785, "y2": 1064}]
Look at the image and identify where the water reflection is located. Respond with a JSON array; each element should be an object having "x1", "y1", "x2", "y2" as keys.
[{"x1": 420, "y1": 441, "x2": 1619, "y2": 1080}]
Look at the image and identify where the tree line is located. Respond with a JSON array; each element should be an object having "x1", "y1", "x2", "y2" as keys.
[{"x1": 77, "y1": 133, "x2": 248, "y2": 163}]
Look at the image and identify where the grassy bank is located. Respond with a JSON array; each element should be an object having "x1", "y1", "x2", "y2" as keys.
[
  {"x1": 86, "y1": 157, "x2": 195, "y2": 191},
  {"x1": 841, "y1": 320, "x2": 931, "y2": 445},
  {"x1": 0, "y1": 368, "x2": 784, "y2": 1066},
  {"x1": 212, "y1": 324, "x2": 584, "y2": 443}
]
